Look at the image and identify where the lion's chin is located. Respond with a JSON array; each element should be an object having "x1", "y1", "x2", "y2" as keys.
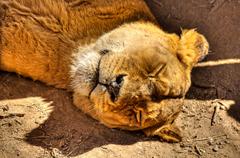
[
  {"x1": 95, "y1": 109, "x2": 160, "y2": 131},
  {"x1": 92, "y1": 98, "x2": 184, "y2": 131},
  {"x1": 99, "y1": 120, "x2": 148, "y2": 131},
  {"x1": 99, "y1": 118, "x2": 160, "y2": 131}
]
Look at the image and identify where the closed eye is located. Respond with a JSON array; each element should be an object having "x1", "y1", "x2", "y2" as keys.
[{"x1": 148, "y1": 64, "x2": 166, "y2": 78}]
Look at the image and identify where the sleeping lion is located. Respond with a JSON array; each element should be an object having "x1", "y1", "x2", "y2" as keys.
[{"x1": 0, "y1": 0, "x2": 208, "y2": 142}]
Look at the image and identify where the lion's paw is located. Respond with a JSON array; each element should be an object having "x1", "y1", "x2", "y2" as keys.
[{"x1": 144, "y1": 124, "x2": 182, "y2": 143}]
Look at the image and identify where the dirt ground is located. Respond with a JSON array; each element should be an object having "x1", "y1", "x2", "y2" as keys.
[{"x1": 1, "y1": 0, "x2": 240, "y2": 158}]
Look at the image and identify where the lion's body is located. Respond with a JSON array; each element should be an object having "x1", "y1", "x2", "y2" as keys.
[
  {"x1": 0, "y1": 0, "x2": 209, "y2": 142},
  {"x1": 0, "y1": 0, "x2": 155, "y2": 88}
]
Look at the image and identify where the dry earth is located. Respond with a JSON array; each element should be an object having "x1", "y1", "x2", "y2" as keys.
[{"x1": 0, "y1": 73, "x2": 240, "y2": 158}]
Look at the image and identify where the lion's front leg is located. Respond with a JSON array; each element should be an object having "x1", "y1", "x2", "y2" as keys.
[
  {"x1": 143, "y1": 99, "x2": 183, "y2": 143},
  {"x1": 143, "y1": 123, "x2": 182, "y2": 143}
]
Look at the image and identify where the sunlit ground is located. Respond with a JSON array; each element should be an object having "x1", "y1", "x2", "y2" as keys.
[{"x1": 0, "y1": 58, "x2": 240, "y2": 157}]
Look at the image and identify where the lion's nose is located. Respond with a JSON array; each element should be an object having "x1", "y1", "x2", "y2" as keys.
[
  {"x1": 107, "y1": 75, "x2": 125, "y2": 102},
  {"x1": 107, "y1": 82, "x2": 121, "y2": 102}
]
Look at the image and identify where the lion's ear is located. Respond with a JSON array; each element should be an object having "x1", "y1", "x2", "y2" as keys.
[{"x1": 177, "y1": 29, "x2": 209, "y2": 69}]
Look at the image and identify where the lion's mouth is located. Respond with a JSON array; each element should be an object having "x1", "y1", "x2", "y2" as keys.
[{"x1": 88, "y1": 52, "x2": 105, "y2": 98}]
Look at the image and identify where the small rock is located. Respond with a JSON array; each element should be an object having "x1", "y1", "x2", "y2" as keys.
[
  {"x1": 8, "y1": 123, "x2": 12, "y2": 127},
  {"x1": 50, "y1": 148, "x2": 63, "y2": 158},
  {"x1": 208, "y1": 137, "x2": 214, "y2": 145},
  {"x1": 219, "y1": 145, "x2": 224, "y2": 149},
  {"x1": 194, "y1": 145, "x2": 203, "y2": 155},
  {"x1": 224, "y1": 140, "x2": 230, "y2": 144},
  {"x1": 16, "y1": 150, "x2": 20, "y2": 157},
  {"x1": 219, "y1": 105, "x2": 227, "y2": 110},
  {"x1": 213, "y1": 145, "x2": 219, "y2": 152},
  {"x1": 15, "y1": 119, "x2": 22, "y2": 125},
  {"x1": 180, "y1": 143, "x2": 185, "y2": 148},
  {"x1": 2, "y1": 105, "x2": 9, "y2": 111},
  {"x1": 200, "y1": 148, "x2": 206, "y2": 154},
  {"x1": 217, "y1": 141, "x2": 225, "y2": 145}
]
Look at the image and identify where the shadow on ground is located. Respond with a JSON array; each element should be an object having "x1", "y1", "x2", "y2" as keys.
[
  {"x1": 1, "y1": 67, "x2": 239, "y2": 157},
  {"x1": 186, "y1": 65, "x2": 240, "y2": 123},
  {"x1": 0, "y1": 72, "x2": 155, "y2": 156},
  {"x1": 227, "y1": 102, "x2": 240, "y2": 123}
]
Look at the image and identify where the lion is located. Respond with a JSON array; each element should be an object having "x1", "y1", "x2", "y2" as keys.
[{"x1": 0, "y1": 0, "x2": 208, "y2": 142}]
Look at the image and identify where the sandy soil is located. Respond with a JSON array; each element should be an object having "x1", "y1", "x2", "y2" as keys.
[
  {"x1": 0, "y1": 73, "x2": 239, "y2": 158},
  {"x1": 1, "y1": 0, "x2": 240, "y2": 158}
]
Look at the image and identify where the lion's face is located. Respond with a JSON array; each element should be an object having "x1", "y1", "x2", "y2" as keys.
[
  {"x1": 88, "y1": 47, "x2": 187, "y2": 130},
  {"x1": 71, "y1": 23, "x2": 208, "y2": 130},
  {"x1": 72, "y1": 46, "x2": 189, "y2": 130}
]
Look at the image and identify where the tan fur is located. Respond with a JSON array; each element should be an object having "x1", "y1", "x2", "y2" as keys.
[
  {"x1": 0, "y1": 0, "x2": 156, "y2": 88},
  {"x1": 0, "y1": 0, "x2": 209, "y2": 142}
]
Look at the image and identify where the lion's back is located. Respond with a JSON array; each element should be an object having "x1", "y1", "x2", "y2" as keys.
[{"x1": 0, "y1": 0, "x2": 155, "y2": 88}]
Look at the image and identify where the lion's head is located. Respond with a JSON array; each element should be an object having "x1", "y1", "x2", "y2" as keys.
[{"x1": 71, "y1": 22, "x2": 209, "y2": 131}]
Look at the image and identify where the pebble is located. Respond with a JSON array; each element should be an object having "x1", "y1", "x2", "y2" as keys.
[
  {"x1": 224, "y1": 140, "x2": 230, "y2": 144},
  {"x1": 208, "y1": 137, "x2": 214, "y2": 145},
  {"x1": 2, "y1": 105, "x2": 9, "y2": 111},
  {"x1": 219, "y1": 106, "x2": 226, "y2": 110},
  {"x1": 217, "y1": 141, "x2": 225, "y2": 145},
  {"x1": 219, "y1": 145, "x2": 224, "y2": 149},
  {"x1": 213, "y1": 145, "x2": 219, "y2": 152}
]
